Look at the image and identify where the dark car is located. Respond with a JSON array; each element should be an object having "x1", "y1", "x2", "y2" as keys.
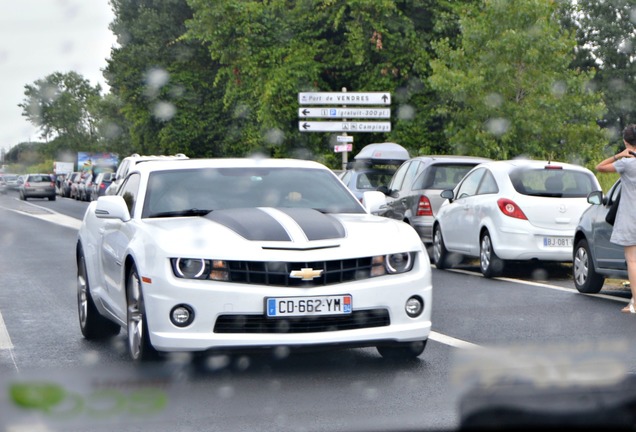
[
  {"x1": 90, "y1": 172, "x2": 114, "y2": 200},
  {"x1": 19, "y1": 173, "x2": 56, "y2": 201},
  {"x1": 375, "y1": 155, "x2": 491, "y2": 245},
  {"x1": 339, "y1": 142, "x2": 409, "y2": 201},
  {"x1": 573, "y1": 178, "x2": 626, "y2": 293}
]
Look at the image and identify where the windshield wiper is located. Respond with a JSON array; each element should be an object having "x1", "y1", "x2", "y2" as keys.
[{"x1": 149, "y1": 208, "x2": 213, "y2": 218}]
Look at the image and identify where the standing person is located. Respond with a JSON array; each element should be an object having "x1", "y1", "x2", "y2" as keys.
[{"x1": 596, "y1": 124, "x2": 636, "y2": 313}]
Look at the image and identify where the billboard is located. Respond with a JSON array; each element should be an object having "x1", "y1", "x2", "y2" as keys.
[{"x1": 77, "y1": 152, "x2": 119, "y2": 175}]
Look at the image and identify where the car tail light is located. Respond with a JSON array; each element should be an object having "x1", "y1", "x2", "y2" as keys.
[
  {"x1": 416, "y1": 196, "x2": 433, "y2": 216},
  {"x1": 24, "y1": 182, "x2": 30, "y2": 187},
  {"x1": 100, "y1": 183, "x2": 106, "y2": 190},
  {"x1": 497, "y1": 198, "x2": 527, "y2": 220}
]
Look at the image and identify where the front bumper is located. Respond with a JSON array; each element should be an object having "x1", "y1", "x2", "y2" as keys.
[{"x1": 142, "y1": 267, "x2": 432, "y2": 353}]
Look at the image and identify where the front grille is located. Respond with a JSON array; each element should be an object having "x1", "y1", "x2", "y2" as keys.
[
  {"x1": 225, "y1": 257, "x2": 374, "y2": 287},
  {"x1": 214, "y1": 309, "x2": 390, "y2": 333}
]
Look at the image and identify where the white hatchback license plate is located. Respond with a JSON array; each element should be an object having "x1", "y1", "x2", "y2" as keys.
[
  {"x1": 266, "y1": 295, "x2": 352, "y2": 317},
  {"x1": 543, "y1": 237, "x2": 572, "y2": 247}
]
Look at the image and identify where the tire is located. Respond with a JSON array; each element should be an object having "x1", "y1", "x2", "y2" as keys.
[
  {"x1": 77, "y1": 250, "x2": 120, "y2": 339},
  {"x1": 49, "y1": 195, "x2": 56, "y2": 201},
  {"x1": 127, "y1": 264, "x2": 160, "y2": 362},
  {"x1": 480, "y1": 230, "x2": 504, "y2": 278},
  {"x1": 573, "y1": 238, "x2": 605, "y2": 294},
  {"x1": 377, "y1": 340, "x2": 427, "y2": 360},
  {"x1": 432, "y1": 225, "x2": 450, "y2": 269}
]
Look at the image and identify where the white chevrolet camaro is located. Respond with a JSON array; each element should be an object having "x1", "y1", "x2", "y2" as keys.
[{"x1": 77, "y1": 158, "x2": 432, "y2": 362}]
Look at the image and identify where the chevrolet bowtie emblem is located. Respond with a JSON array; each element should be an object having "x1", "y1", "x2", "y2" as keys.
[{"x1": 290, "y1": 267, "x2": 323, "y2": 281}]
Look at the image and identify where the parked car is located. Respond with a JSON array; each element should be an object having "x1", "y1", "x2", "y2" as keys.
[
  {"x1": 69, "y1": 173, "x2": 86, "y2": 200},
  {"x1": 106, "y1": 153, "x2": 189, "y2": 195},
  {"x1": 19, "y1": 173, "x2": 56, "y2": 201},
  {"x1": 432, "y1": 159, "x2": 601, "y2": 277},
  {"x1": 1, "y1": 174, "x2": 20, "y2": 190},
  {"x1": 573, "y1": 178, "x2": 626, "y2": 293},
  {"x1": 78, "y1": 173, "x2": 95, "y2": 201},
  {"x1": 90, "y1": 172, "x2": 114, "y2": 200},
  {"x1": 77, "y1": 158, "x2": 432, "y2": 362},
  {"x1": 54, "y1": 173, "x2": 68, "y2": 195},
  {"x1": 375, "y1": 155, "x2": 491, "y2": 245},
  {"x1": 63, "y1": 171, "x2": 82, "y2": 198},
  {"x1": 339, "y1": 142, "x2": 409, "y2": 201}
]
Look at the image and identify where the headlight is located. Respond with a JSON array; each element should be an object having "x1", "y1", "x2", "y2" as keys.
[
  {"x1": 171, "y1": 258, "x2": 229, "y2": 281},
  {"x1": 371, "y1": 252, "x2": 415, "y2": 277}
]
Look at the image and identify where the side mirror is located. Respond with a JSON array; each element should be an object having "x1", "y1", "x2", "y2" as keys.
[
  {"x1": 362, "y1": 191, "x2": 387, "y2": 215},
  {"x1": 376, "y1": 185, "x2": 390, "y2": 195},
  {"x1": 587, "y1": 190, "x2": 603, "y2": 206},
  {"x1": 95, "y1": 195, "x2": 131, "y2": 222},
  {"x1": 440, "y1": 189, "x2": 454, "y2": 202}
]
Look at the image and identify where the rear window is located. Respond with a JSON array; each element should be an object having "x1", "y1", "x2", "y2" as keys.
[
  {"x1": 419, "y1": 164, "x2": 476, "y2": 189},
  {"x1": 28, "y1": 175, "x2": 52, "y2": 182},
  {"x1": 509, "y1": 167, "x2": 596, "y2": 198},
  {"x1": 355, "y1": 170, "x2": 395, "y2": 190}
]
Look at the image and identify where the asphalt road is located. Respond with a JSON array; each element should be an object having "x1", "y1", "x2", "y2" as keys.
[{"x1": 1, "y1": 190, "x2": 635, "y2": 431}]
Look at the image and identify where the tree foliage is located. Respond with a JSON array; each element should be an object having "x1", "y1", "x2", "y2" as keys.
[
  {"x1": 18, "y1": 71, "x2": 102, "y2": 153},
  {"x1": 183, "y1": 0, "x2": 465, "y2": 159},
  {"x1": 566, "y1": 0, "x2": 636, "y2": 143},
  {"x1": 429, "y1": 0, "x2": 607, "y2": 165},
  {"x1": 104, "y1": 0, "x2": 228, "y2": 157}
]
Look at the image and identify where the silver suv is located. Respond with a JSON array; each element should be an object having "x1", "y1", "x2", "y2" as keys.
[{"x1": 106, "y1": 153, "x2": 188, "y2": 195}]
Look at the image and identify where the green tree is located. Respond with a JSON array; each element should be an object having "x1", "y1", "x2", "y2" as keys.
[
  {"x1": 183, "y1": 0, "x2": 468, "y2": 160},
  {"x1": 105, "y1": 0, "x2": 228, "y2": 157},
  {"x1": 566, "y1": 0, "x2": 636, "y2": 143},
  {"x1": 429, "y1": 0, "x2": 607, "y2": 165},
  {"x1": 18, "y1": 71, "x2": 102, "y2": 152}
]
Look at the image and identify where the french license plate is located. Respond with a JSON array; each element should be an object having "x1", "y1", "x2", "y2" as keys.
[
  {"x1": 543, "y1": 237, "x2": 573, "y2": 247},
  {"x1": 266, "y1": 295, "x2": 352, "y2": 318}
]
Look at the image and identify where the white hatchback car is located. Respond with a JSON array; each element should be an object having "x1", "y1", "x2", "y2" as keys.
[
  {"x1": 432, "y1": 159, "x2": 601, "y2": 277},
  {"x1": 77, "y1": 158, "x2": 432, "y2": 361}
]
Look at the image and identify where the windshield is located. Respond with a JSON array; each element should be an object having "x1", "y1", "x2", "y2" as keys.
[{"x1": 142, "y1": 167, "x2": 365, "y2": 218}]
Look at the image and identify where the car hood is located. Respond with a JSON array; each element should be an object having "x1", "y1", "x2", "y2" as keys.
[{"x1": 141, "y1": 207, "x2": 422, "y2": 260}]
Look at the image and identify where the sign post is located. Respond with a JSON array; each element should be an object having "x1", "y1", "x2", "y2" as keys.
[{"x1": 298, "y1": 88, "x2": 391, "y2": 169}]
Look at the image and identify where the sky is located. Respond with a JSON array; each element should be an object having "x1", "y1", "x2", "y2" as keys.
[{"x1": 0, "y1": 0, "x2": 116, "y2": 154}]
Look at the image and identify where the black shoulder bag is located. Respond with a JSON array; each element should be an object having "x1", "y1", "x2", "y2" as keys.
[{"x1": 605, "y1": 191, "x2": 621, "y2": 226}]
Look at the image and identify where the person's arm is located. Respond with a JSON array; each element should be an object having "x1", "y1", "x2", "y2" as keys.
[{"x1": 596, "y1": 148, "x2": 632, "y2": 173}]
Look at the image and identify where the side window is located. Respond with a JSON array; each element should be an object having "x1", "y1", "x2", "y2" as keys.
[
  {"x1": 401, "y1": 161, "x2": 421, "y2": 192},
  {"x1": 455, "y1": 168, "x2": 485, "y2": 199},
  {"x1": 476, "y1": 170, "x2": 498, "y2": 195},
  {"x1": 116, "y1": 160, "x2": 129, "y2": 180},
  {"x1": 118, "y1": 173, "x2": 141, "y2": 215},
  {"x1": 388, "y1": 161, "x2": 411, "y2": 191}
]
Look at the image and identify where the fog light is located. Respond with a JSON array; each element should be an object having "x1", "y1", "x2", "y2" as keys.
[
  {"x1": 170, "y1": 305, "x2": 194, "y2": 327},
  {"x1": 405, "y1": 296, "x2": 423, "y2": 318}
]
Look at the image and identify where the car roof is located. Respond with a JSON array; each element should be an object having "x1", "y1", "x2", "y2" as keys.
[
  {"x1": 130, "y1": 158, "x2": 332, "y2": 175},
  {"x1": 353, "y1": 142, "x2": 410, "y2": 161},
  {"x1": 475, "y1": 158, "x2": 594, "y2": 173},
  {"x1": 408, "y1": 155, "x2": 492, "y2": 164}
]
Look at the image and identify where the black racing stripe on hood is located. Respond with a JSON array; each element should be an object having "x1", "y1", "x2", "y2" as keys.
[
  {"x1": 277, "y1": 208, "x2": 346, "y2": 240},
  {"x1": 205, "y1": 208, "x2": 291, "y2": 241}
]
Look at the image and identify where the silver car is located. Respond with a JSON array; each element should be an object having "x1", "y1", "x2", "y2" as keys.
[
  {"x1": 376, "y1": 155, "x2": 491, "y2": 245},
  {"x1": 19, "y1": 173, "x2": 56, "y2": 201}
]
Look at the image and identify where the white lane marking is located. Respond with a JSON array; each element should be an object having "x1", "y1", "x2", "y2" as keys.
[
  {"x1": 1, "y1": 200, "x2": 82, "y2": 230},
  {"x1": 429, "y1": 331, "x2": 479, "y2": 349},
  {"x1": 447, "y1": 268, "x2": 631, "y2": 304},
  {"x1": 0, "y1": 311, "x2": 13, "y2": 350}
]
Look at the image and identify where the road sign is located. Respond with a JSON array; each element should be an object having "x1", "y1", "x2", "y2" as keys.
[
  {"x1": 299, "y1": 121, "x2": 391, "y2": 133},
  {"x1": 298, "y1": 107, "x2": 390, "y2": 118},
  {"x1": 336, "y1": 135, "x2": 353, "y2": 142},
  {"x1": 334, "y1": 144, "x2": 353, "y2": 153},
  {"x1": 298, "y1": 92, "x2": 391, "y2": 105}
]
